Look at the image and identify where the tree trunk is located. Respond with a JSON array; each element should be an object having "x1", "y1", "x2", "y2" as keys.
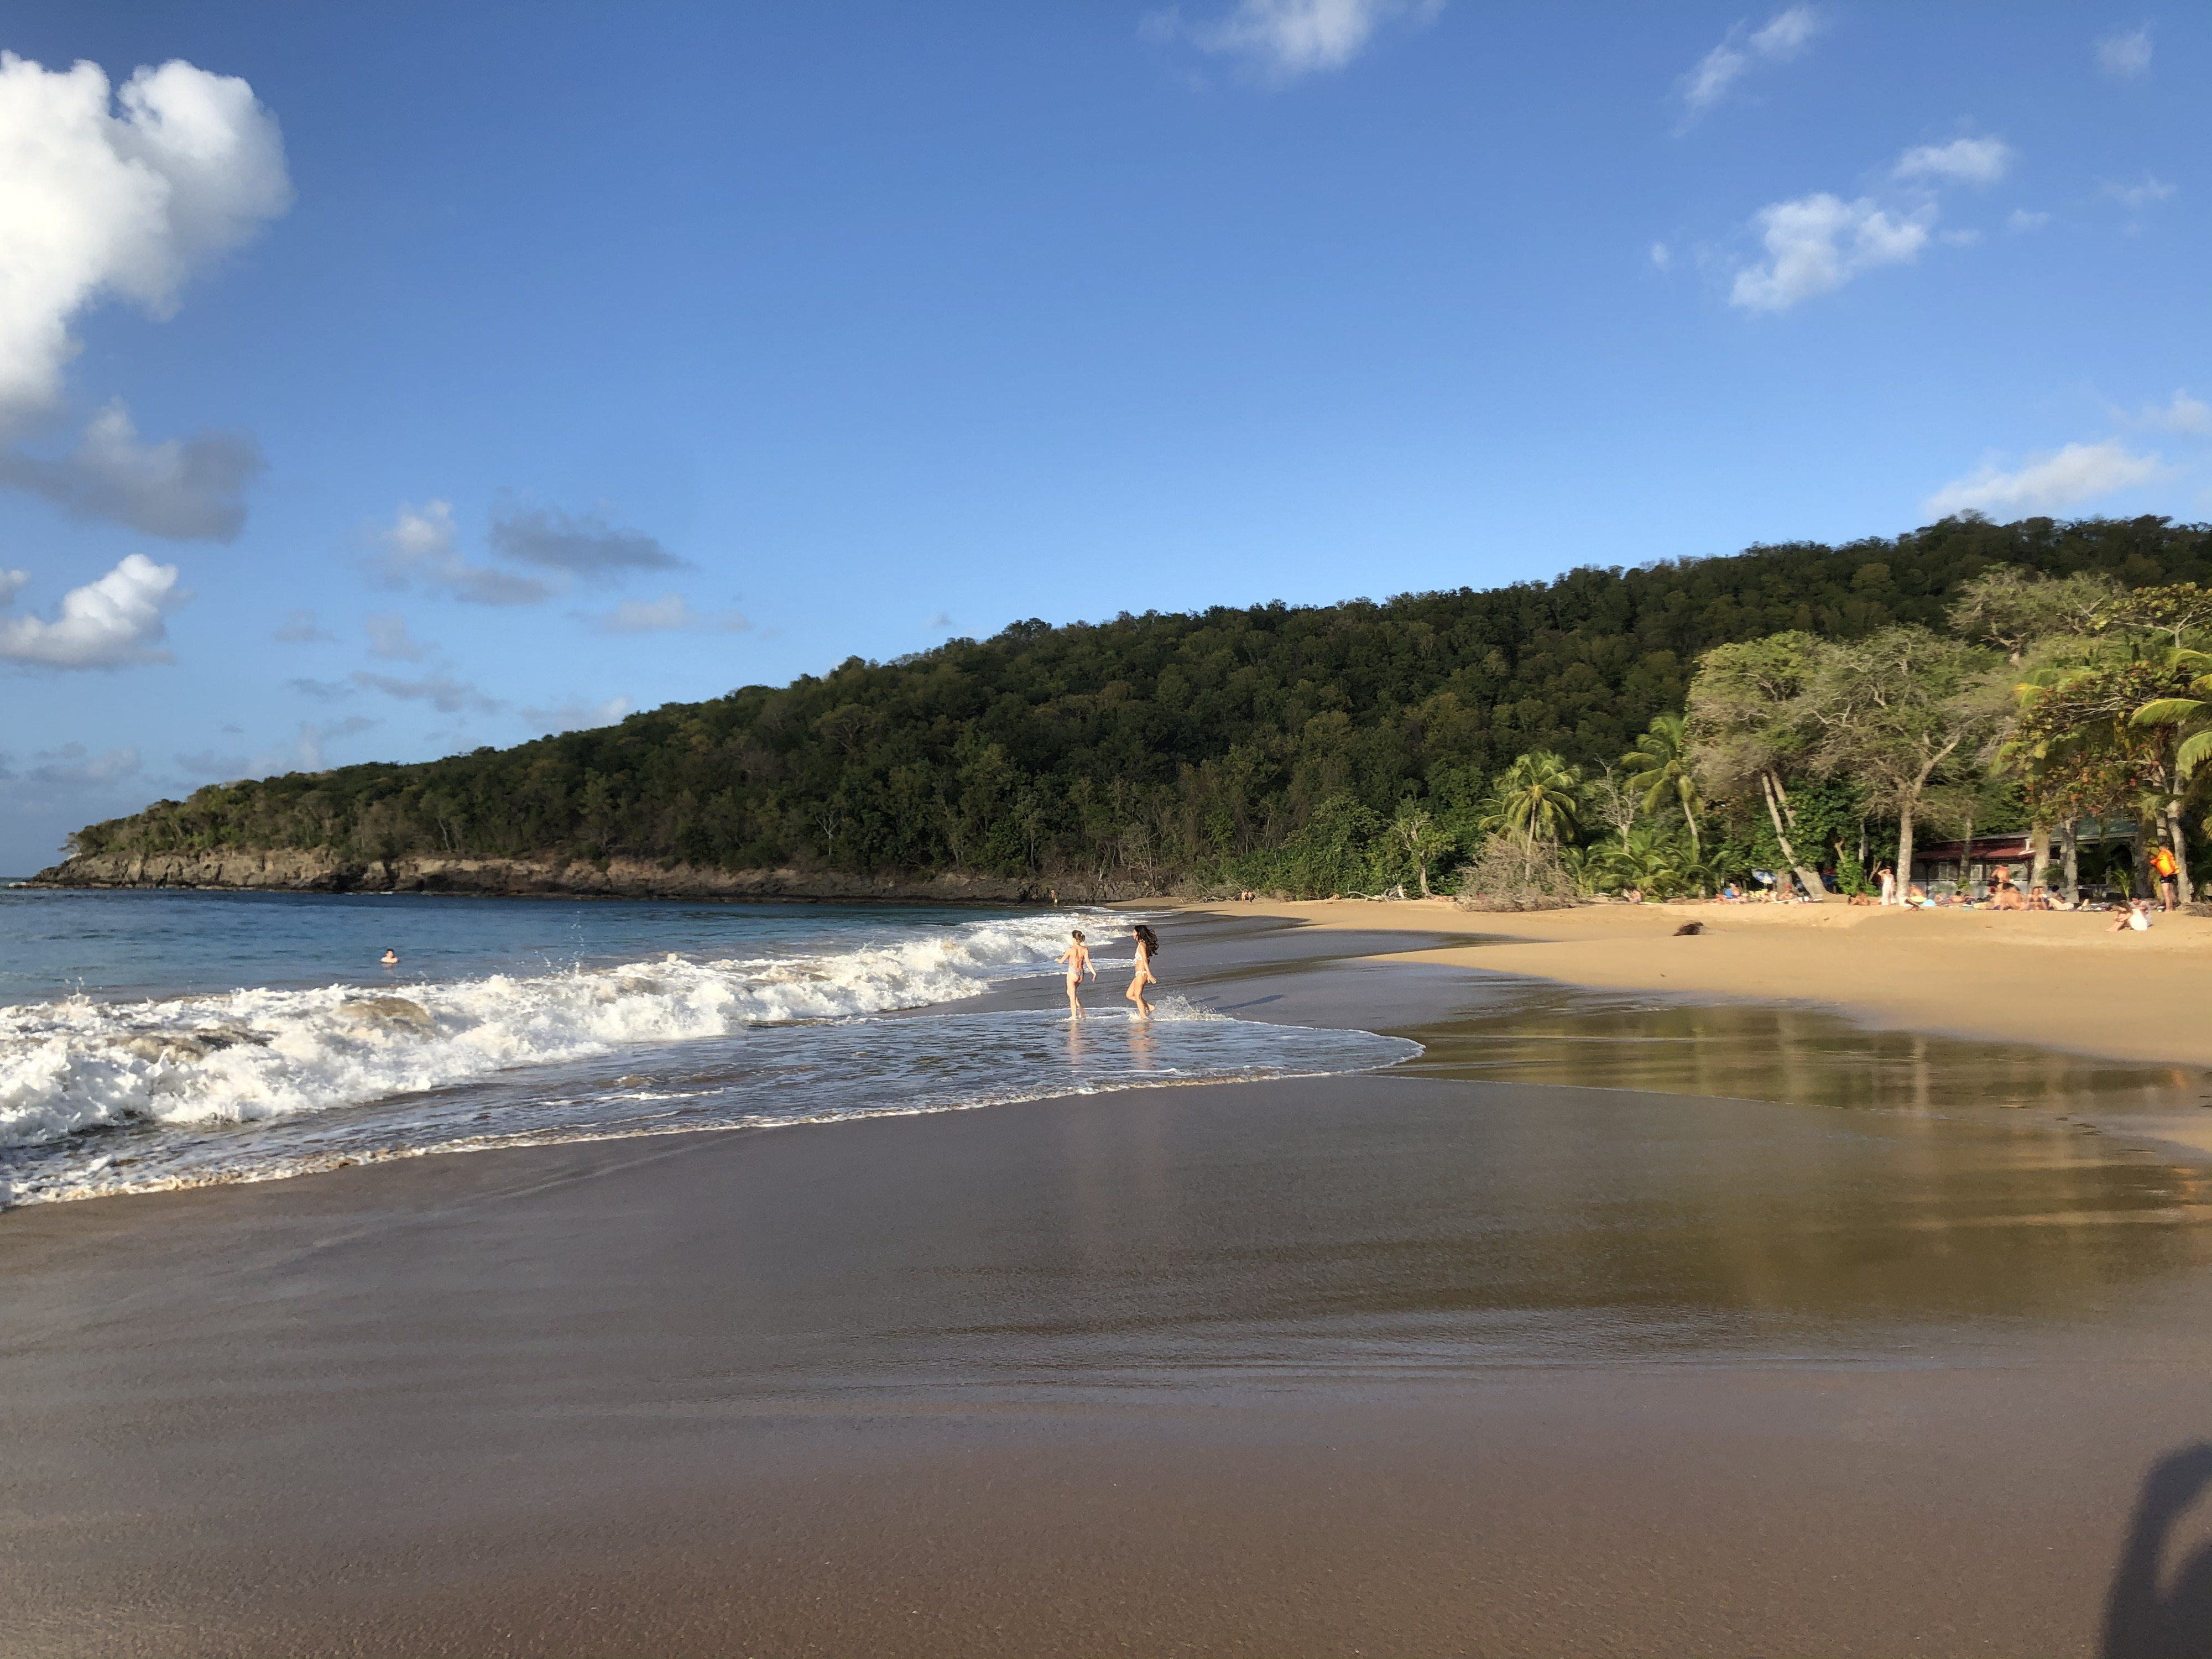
[
  {"x1": 2028, "y1": 821, "x2": 2051, "y2": 897},
  {"x1": 1760, "y1": 772, "x2": 1827, "y2": 900},
  {"x1": 2166, "y1": 797, "x2": 2194, "y2": 905},
  {"x1": 1896, "y1": 806, "x2": 1916, "y2": 901},
  {"x1": 1415, "y1": 855, "x2": 1431, "y2": 900},
  {"x1": 2060, "y1": 818, "x2": 2080, "y2": 904}
]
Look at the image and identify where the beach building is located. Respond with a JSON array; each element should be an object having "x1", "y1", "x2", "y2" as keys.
[{"x1": 1910, "y1": 818, "x2": 2140, "y2": 898}]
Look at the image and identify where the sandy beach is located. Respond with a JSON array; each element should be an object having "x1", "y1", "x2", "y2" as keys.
[
  {"x1": 8, "y1": 908, "x2": 2212, "y2": 1656},
  {"x1": 1177, "y1": 896, "x2": 2212, "y2": 1069}
]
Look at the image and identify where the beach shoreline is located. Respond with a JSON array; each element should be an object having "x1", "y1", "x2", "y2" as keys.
[
  {"x1": 1166, "y1": 895, "x2": 2212, "y2": 1072},
  {"x1": 8, "y1": 907, "x2": 2212, "y2": 1656}
]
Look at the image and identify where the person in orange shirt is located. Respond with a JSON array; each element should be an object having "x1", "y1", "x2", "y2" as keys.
[{"x1": 2151, "y1": 843, "x2": 2181, "y2": 912}]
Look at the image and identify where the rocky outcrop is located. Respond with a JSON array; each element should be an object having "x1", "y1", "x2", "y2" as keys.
[{"x1": 27, "y1": 848, "x2": 1155, "y2": 904}]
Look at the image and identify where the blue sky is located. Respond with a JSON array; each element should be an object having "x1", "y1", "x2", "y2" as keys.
[{"x1": 1, "y1": 1, "x2": 2204, "y2": 870}]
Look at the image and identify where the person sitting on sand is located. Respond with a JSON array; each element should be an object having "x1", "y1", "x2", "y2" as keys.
[
  {"x1": 2109, "y1": 898, "x2": 2153, "y2": 932},
  {"x1": 1126, "y1": 924, "x2": 1160, "y2": 1016},
  {"x1": 1058, "y1": 929, "x2": 1098, "y2": 1016},
  {"x1": 380, "y1": 948, "x2": 399, "y2": 967},
  {"x1": 2026, "y1": 884, "x2": 2052, "y2": 911},
  {"x1": 1624, "y1": 886, "x2": 1642, "y2": 905}
]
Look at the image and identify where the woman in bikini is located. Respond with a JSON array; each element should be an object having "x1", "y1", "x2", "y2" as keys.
[
  {"x1": 1125, "y1": 924, "x2": 1160, "y2": 1016},
  {"x1": 1058, "y1": 929, "x2": 1098, "y2": 1016}
]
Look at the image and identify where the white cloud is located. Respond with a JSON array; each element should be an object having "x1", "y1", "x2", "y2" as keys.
[
  {"x1": 364, "y1": 611, "x2": 432, "y2": 661},
  {"x1": 272, "y1": 607, "x2": 333, "y2": 643},
  {"x1": 925, "y1": 611, "x2": 954, "y2": 630},
  {"x1": 590, "y1": 592, "x2": 753, "y2": 635},
  {"x1": 0, "y1": 569, "x2": 25, "y2": 607},
  {"x1": 28, "y1": 742, "x2": 140, "y2": 785},
  {"x1": 2105, "y1": 175, "x2": 2176, "y2": 208},
  {"x1": 0, "y1": 54, "x2": 289, "y2": 422},
  {"x1": 0, "y1": 552, "x2": 183, "y2": 668},
  {"x1": 369, "y1": 500, "x2": 552, "y2": 606},
  {"x1": 1730, "y1": 193, "x2": 1929, "y2": 311},
  {"x1": 1895, "y1": 136, "x2": 2012, "y2": 187},
  {"x1": 1169, "y1": 0, "x2": 1442, "y2": 82},
  {"x1": 2007, "y1": 208, "x2": 2051, "y2": 232},
  {"x1": 0, "y1": 400, "x2": 262, "y2": 538},
  {"x1": 1682, "y1": 6, "x2": 1823, "y2": 114},
  {"x1": 2135, "y1": 391, "x2": 2211, "y2": 436},
  {"x1": 1649, "y1": 241, "x2": 1672, "y2": 270},
  {"x1": 2097, "y1": 25, "x2": 2152, "y2": 78},
  {"x1": 351, "y1": 667, "x2": 505, "y2": 715},
  {"x1": 520, "y1": 695, "x2": 634, "y2": 735},
  {"x1": 1924, "y1": 440, "x2": 2160, "y2": 518}
]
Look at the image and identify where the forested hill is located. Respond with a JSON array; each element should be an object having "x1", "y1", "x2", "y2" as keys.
[{"x1": 58, "y1": 514, "x2": 2212, "y2": 893}]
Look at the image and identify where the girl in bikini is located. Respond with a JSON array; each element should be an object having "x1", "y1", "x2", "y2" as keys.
[
  {"x1": 1058, "y1": 930, "x2": 1098, "y2": 1016},
  {"x1": 1125, "y1": 924, "x2": 1160, "y2": 1016}
]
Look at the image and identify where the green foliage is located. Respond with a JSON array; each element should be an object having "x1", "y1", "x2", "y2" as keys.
[{"x1": 64, "y1": 515, "x2": 2212, "y2": 889}]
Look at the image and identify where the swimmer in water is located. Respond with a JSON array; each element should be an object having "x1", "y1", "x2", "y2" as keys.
[
  {"x1": 1057, "y1": 929, "x2": 1097, "y2": 1016},
  {"x1": 380, "y1": 948, "x2": 399, "y2": 967},
  {"x1": 1125, "y1": 923, "x2": 1160, "y2": 1016}
]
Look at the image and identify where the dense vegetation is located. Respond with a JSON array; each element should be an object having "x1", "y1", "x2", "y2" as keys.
[{"x1": 67, "y1": 514, "x2": 2212, "y2": 897}]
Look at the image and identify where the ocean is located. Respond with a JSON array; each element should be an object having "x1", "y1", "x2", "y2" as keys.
[{"x1": 0, "y1": 887, "x2": 1416, "y2": 1207}]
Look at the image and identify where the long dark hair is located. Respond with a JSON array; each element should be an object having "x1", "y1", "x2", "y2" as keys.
[{"x1": 1133, "y1": 924, "x2": 1160, "y2": 957}]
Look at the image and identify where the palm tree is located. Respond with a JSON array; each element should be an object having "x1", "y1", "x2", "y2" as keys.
[
  {"x1": 1480, "y1": 750, "x2": 1581, "y2": 881},
  {"x1": 2128, "y1": 647, "x2": 2212, "y2": 901},
  {"x1": 1620, "y1": 713, "x2": 1704, "y2": 852}
]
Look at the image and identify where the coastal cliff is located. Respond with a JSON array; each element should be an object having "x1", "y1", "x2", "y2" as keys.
[{"x1": 27, "y1": 849, "x2": 1149, "y2": 904}]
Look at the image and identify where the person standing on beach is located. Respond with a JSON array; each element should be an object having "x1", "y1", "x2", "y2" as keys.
[
  {"x1": 2152, "y1": 843, "x2": 2180, "y2": 911},
  {"x1": 1058, "y1": 930, "x2": 1097, "y2": 1016},
  {"x1": 1126, "y1": 924, "x2": 1160, "y2": 1016},
  {"x1": 1875, "y1": 865, "x2": 1896, "y2": 906}
]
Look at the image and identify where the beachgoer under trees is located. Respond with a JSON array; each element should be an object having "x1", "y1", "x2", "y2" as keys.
[
  {"x1": 2152, "y1": 844, "x2": 2180, "y2": 911},
  {"x1": 1876, "y1": 864, "x2": 1897, "y2": 906},
  {"x1": 1126, "y1": 924, "x2": 1160, "y2": 1016},
  {"x1": 1058, "y1": 930, "x2": 1098, "y2": 1016},
  {"x1": 2109, "y1": 899, "x2": 2153, "y2": 933}
]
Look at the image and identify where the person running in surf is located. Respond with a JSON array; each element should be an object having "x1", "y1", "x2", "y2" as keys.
[
  {"x1": 1125, "y1": 924, "x2": 1160, "y2": 1017},
  {"x1": 1058, "y1": 929, "x2": 1098, "y2": 1016}
]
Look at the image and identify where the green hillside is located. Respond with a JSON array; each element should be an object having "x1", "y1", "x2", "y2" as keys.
[{"x1": 65, "y1": 514, "x2": 2212, "y2": 894}]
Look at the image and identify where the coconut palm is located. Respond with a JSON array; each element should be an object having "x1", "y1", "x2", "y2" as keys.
[
  {"x1": 1480, "y1": 750, "x2": 1580, "y2": 880},
  {"x1": 1620, "y1": 712, "x2": 1704, "y2": 852}
]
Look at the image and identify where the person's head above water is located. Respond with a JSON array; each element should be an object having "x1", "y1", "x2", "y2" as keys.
[{"x1": 380, "y1": 948, "x2": 398, "y2": 963}]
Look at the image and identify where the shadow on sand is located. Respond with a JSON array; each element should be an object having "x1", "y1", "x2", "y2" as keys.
[{"x1": 2106, "y1": 1444, "x2": 2212, "y2": 1657}]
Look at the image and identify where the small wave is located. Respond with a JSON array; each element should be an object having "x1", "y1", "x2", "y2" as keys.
[
  {"x1": 4, "y1": 1008, "x2": 1421, "y2": 1207},
  {"x1": 0, "y1": 910, "x2": 1110, "y2": 1157}
]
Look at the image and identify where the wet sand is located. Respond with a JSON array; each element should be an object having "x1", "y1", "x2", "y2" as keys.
[{"x1": 8, "y1": 916, "x2": 2212, "y2": 1655}]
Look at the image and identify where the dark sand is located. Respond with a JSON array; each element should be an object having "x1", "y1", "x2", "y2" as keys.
[{"x1": 9, "y1": 916, "x2": 2212, "y2": 1656}]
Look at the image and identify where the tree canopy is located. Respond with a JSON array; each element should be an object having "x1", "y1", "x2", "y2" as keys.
[{"x1": 60, "y1": 514, "x2": 2212, "y2": 899}]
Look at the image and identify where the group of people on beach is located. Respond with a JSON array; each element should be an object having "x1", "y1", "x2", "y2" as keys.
[{"x1": 1058, "y1": 925, "x2": 1160, "y2": 1019}]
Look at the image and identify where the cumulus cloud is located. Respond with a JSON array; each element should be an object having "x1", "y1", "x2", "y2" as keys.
[
  {"x1": 1682, "y1": 6, "x2": 1823, "y2": 114},
  {"x1": 364, "y1": 611, "x2": 432, "y2": 661},
  {"x1": 272, "y1": 607, "x2": 333, "y2": 643},
  {"x1": 28, "y1": 742, "x2": 140, "y2": 785},
  {"x1": 2105, "y1": 175, "x2": 2176, "y2": 208},
  {"x1": 2097, "y1": 25, "x2": 2152, "y2": 78},
  {"x1": 1924, "y1": 440, "x2": 2160, "y2": 518},
  {"x1": 0, "y1": 552, "x2": 184, "y2": 668},
  {"x1": 487, "y1": 505, "x2": 681, "y2": 577},
  {"x1": 0, "y1": 400, "x2": 263, "y2": 539},
  {"x1": 1895, "y1": 136, "x2": 2012, "y2": 187},
  {"x1": 519, "y1": 695, "x2": 634, "y2": 735},
  {"x1": 589, "y1": 592, "x2": 752, "y2": 635},
  {"x1": 351, "y1": 667, "x2": 505, "y2": 715},
  {"x1": 1161, "y1": 0, "x2": 1442, "y2": 82},
  {"x1": 1730, "y1": 193, "x2": 1929, "y2": 311},
  {"x1": 2008, "y1": 208, "x2": 2051, "y2": 233},
  {"x1": 368, "y1": 500, "x2": 552, "y2": 606},
  {"x1": 0, "y1": 54, "x2": 290, "y2": 422}
]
